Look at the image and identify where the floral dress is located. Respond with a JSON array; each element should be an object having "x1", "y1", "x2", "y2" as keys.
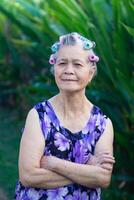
[{"x1": 15, "y1": 99, "x2": 108, "y2": 200}]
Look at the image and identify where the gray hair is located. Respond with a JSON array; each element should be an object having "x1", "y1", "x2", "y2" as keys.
[{"x1": 50, "y1": 32, "x2": 99, "y2": 78}]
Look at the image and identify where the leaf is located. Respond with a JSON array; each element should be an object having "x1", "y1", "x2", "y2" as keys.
[{"x1": 122, "y1": 23, "x2": 134, "y2": 37}]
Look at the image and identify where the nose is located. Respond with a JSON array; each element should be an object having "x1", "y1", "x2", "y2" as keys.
[{"x1": 64, "y1": 63, "x2": 74, "y2": 75}]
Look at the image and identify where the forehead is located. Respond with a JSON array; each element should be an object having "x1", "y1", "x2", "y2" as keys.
[{"x1": 56, "y1": 44, "x2": 89, "y2": 62}]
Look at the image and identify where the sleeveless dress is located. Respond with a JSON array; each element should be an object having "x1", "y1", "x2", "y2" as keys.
[{"x1": 15, "y1": 99, "x2": 108, "y2": 200}]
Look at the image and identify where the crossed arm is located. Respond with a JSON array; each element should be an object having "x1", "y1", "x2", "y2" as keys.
[{"x1": 19, "y1": 108, "x2": 115, "y2": 189}]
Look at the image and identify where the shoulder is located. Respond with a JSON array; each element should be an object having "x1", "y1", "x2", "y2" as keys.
[
  {"x1": 95, "y1": 117, "x2": 114, "y2": 154},
  {"x1": 23, "y1": 100, "x2": 47, "y2": 131},
  {"x1": 21, "y1": 107, "x2": 45, "y2": 142},
  {"x1": 96, "y1": 116, "x2": 114, "y2": 146},
  {"x1": 24, "y1": 108, "x2": 41, "y2": 133},
  {"x1": 26, "y1": 107, "x2": 38, "y2": 121},
  {"x1": 104, "y1": 117, "x2": 114, "y2": 137},
  {"x1": 106, "y1": 117, "x2": 114, "y2": 129}
]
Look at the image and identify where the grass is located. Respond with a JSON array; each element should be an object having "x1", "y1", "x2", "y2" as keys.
[{"x1": 0, "y1": 106, "x2": 24, "y2": 199}]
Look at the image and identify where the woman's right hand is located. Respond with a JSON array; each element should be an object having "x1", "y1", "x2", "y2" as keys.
[{"x1": 86, "y1": 151, "x2": 115, "y2": 171}]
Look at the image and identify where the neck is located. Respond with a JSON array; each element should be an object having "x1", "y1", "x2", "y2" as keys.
[{"x1": 55, "y1": 90, "x2": 91, "y2": 116}]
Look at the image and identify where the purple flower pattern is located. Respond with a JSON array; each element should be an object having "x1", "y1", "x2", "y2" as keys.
[
  {"x1": 14, "y1": 100, "x2": 107, "y2": 200},
  {"x1": 65, "y1": 190, "x2": 89, "y2": 200},
  {"x1": 46, "y1": 187, "x2": 68, "y2": 200},
  {"x1": 54, "y1": 132, "x2": 70, "y2": 151},
  {"x1": 73, "y1": 140, "x2": 89, "y2": 164}
]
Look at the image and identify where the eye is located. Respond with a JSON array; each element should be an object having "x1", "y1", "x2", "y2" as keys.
[
  {"x1": 59, "y1": 62, "x2": 66, "y2": 65},
  {"x1": 74, "y1": 63, "x2": 82, "y2": 67}
]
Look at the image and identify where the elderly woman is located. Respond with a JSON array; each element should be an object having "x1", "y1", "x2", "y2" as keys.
[{"x1": 15, "y1": 32, "x2": 115, "y2": 200}]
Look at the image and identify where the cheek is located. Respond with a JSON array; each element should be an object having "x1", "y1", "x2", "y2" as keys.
[
  {"x1": 54, "y1": 68, "x2": 61, "y2": 81},
  {"x1": 79, "y1": 70, "x2": 90, "y2": 81},
  {"x1": 54, "y1": 68, "x2": 62, "y2": 86},
  {"x1": 54, "y1": 65, "x2": 62, "y2": 75}
]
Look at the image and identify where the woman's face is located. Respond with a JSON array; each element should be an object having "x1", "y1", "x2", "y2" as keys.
[{"x1": 54, "y1": 44, "x2": 95, "y2": 93}]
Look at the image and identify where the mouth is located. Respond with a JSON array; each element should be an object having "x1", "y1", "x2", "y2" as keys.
[{"x1": 61, "y1": 79, "x2": 78, "y2": 81}]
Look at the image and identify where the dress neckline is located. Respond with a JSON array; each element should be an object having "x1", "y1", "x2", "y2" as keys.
[{"x1": 46, "y1": 100, "x2": 95, "y2": 135}]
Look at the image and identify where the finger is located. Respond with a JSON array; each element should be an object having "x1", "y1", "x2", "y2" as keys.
[
  {"x1": 96, "y1": 154, "x2": 115, "y2": 160},
  {"x1": 101, "y1": 158, "x2": 115, "y2": 164},
  {"x1": 102, "y1": 155, "x2": 115, "y2": 160},
  {"x1": 101, "y1": 163, "x2": 113, "y2": 171},
  {"x1": 96, "y1": 151, "x2": 113, "y2": 156}
]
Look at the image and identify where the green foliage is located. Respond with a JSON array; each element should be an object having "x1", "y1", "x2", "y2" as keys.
[
  {"x1": 0, "y1": 0, "x2": 133, "y2": 199},
  {"x1": 0, "y1": 0, "x2": 58, "y2": 112},
  {"x1": 0, "y1": 107, "x2": 23, "y2": 199}
]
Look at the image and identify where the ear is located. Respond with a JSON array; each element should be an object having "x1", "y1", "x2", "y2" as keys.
[{"x1": 89, "y1": 64, "x2": 96, "y2": 82}]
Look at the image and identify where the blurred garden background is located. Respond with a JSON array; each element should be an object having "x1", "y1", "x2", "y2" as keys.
[{"x1": 0, "y1": 0, "x2": 134, "y2": 199}]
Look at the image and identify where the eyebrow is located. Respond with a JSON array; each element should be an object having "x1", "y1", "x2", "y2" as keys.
[
  {"x1": 57, "y1": 58, "x2": 67, "y2": 62},
  {"x1": 73, "y1": 59, "x2": 84, "y2": 63},
  {"x1": 57, "y1": 58, "x2": 84, "y2": 63}
]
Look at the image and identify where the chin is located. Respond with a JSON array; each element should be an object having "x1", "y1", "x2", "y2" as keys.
[{"x1": 59, "y1": 86, "x2": 83, "y2": 93}]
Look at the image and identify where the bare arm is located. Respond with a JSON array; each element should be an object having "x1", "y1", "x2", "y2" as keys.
[
  {"x1": 19, "y1": 108, "x2": 72, "y2": 188},
  {"x1": 93, "y1": 117, "x2": 115, "y2": 183},
  {"x1": 41, "y1": 118, "x2": 115, "y2": 188},
  {"x1": 41, "y1": 155, "x2": 110, "y2": 188}
]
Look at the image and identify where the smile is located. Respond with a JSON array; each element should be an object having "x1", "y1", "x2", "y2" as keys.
[{"x1": 61, "y1": 79, "x2": 77, "y2": 81}]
